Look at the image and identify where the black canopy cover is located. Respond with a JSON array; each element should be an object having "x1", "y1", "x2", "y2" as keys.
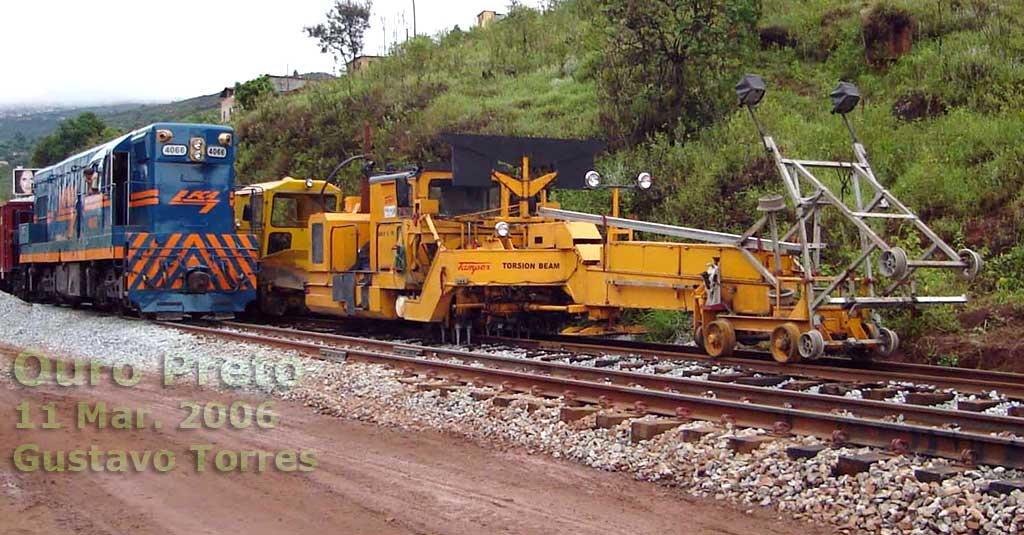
[{"x1": 440, "y1": 133, "x2": 605, "y2": 189}]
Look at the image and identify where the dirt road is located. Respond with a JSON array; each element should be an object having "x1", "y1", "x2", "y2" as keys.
[{"x1": 0, "y1": 347, "x2": 824, "y2": 535}]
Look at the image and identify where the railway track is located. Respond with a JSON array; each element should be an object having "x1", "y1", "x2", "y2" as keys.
[
  {"x1": 490, "y1": 334, "x2": 1024, "y2": 400},
  {"x1": 161, "y1": 320, "x2": 1024, "y2": 470},
  {"x1": 264, "y1": 316, "x2": 1024, "y2": 399}
]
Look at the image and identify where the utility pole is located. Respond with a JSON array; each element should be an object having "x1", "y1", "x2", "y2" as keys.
[{"x1": 411, "y1": 0, "x2": 417, "y2": 36}]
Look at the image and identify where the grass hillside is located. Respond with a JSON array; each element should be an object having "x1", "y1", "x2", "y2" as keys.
[
  {"x1": 234, "y1": 0, "x2": 1023, "y2": 359},
  {"x1": 102, "y1": 93, "x2": 221, "y2": 130}
]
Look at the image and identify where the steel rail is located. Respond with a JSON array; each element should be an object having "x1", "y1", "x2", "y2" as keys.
[
  {"x1": 163, "y1": 322, "x2": 1024, "y2": 469},
  {"x1": 214, "y1": 322, "x2": 1024, "y2": 436},
  {"x1": 485, "y1": 335, "x2": 1024, "y2": 399},
  {"x1": 256, "y1": 317, "x2": 1024, "y2": 398}
]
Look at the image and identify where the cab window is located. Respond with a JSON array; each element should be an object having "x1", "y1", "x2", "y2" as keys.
[
  {"x1": 271, "y1": 194, "x2": 336, "y2": 228},
  {"x1": 428, "y1": 180, "x2": 498, "y2": 216}
]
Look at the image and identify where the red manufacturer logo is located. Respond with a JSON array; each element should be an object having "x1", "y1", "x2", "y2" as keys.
[
  {"x1": 457, "y1": 261, "x2": 491, "y2": 274},
  {"x1": 170, "y1": 190, "x2": 220, "y2": 214}
]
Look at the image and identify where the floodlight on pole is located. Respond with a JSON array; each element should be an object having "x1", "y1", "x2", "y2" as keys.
[
  {"x1": 735, "y1": 74, "x2": 767, "y2": 107},
  {"x1": 736, "y1": 74, "x2": 769, "y2": 141},
  {"x1": 830, "y1": 81, "x2": 862, "y2": 142}
]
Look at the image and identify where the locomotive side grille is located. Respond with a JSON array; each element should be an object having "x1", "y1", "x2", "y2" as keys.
[{"x1": 126, "y1": 232, "x2": 257, "y2": 293}]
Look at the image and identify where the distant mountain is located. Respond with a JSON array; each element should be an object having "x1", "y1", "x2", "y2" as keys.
[
  {"x1": 103, "y1": 93, "x2": 221, "y2": 130},
  {"x1": 0, "y1": 93, "x2": 222, "y2": 146}
]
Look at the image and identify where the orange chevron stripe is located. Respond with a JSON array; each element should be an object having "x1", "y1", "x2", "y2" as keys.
[
  {"x1": 146, "y1": 235, "x2": 181, "y2": 281},
  {"x1": 224, "y1": 233, "x2": 253, "y2": 260},
  {"x1": 131, "y1": 233, "x2": 150, "y2": 249},
  {"x1": 206, "y1": 234, "x2": 241, "y2": 285},
  {"x1": 184, "y1": 234, "x2": 228, "y2": 291}
]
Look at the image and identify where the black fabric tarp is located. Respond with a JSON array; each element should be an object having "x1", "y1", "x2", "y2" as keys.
[{"x1": 440, "y1": 133, "x2": 604, "y2": 189}]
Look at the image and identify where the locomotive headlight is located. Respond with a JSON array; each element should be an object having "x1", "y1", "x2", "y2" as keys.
[
  {"x1": 218, "y1": 133, "x2": 232, "y2": 146},
  {"x1": 585, "y1": 170, "x2": 602, "y2": 189},
  {"x1": 495, "y1": 221, "x2": 511, "y2": 237},
  {"x1": 189, "y1": 137, "x2": 206, "y2": 162},
  {"x1": 305, "y1": 178, "x2": 314, "y2": 189},
  {"x1": 637, "y1": 172, "x2": 653, "y2": 190},
  {"x1": 156, "y1": 129, "x2": 173, "y2": 143}
]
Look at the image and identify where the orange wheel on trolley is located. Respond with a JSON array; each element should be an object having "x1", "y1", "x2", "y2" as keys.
[
  {"x1": 770, "y1": 323, "x2": 802, "y2": 364},
  {"x1": 703, "y1": 319, "x2": 736, "y2": 358}
]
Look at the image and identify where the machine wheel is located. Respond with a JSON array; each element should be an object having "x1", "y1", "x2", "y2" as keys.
[
  {"x1": 693, "y1": 326, "x2": 704, "y2": 352},
  {"x1": 798, "y1": 330, "x2": 826, "y2": 360},
  {"x1": 958, "y1": 249, "x2": 983, "y2": 281},
  {"x1": 703, "y1": 319, "x2": 736, "y2": 358},
  {"x1": 874, "y1": 327, "x2": 900, "y2": 358},
  {"x1": 878, "y1": 247, "x2": 909, "y2": 279},
  {"x1": 770, "y1": 323, "x2": 803, "y2": 364}
]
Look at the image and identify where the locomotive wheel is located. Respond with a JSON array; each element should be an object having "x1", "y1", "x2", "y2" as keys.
[
  {"x1": 703, "y1": 319, "x2": 736, "y2": 358},
  {"x1": 958, "y1": 249, "x2": 983, "y2": 281},
  {"x1": 878, "y1": 247, "x2": 909, "y2": 279},
  {"x1": 693, "y1": 326, "x2": 704, "y2": 352},
  {"x1": 770, "y1": 323, "x2": 803, "y2": 364},
  {"x1": 798, "y1": 329, "x2": 826, "y2": 360}
]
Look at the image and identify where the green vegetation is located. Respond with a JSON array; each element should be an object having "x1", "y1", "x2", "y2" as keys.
[
  {"x1": 231, "y1": 0, "x2": 1024, "y2": 340},
  {"x1": 234, "y1": 76, "x2": 275, "y2": 111},
  {"x1": 31, "y1": 113, "x2": 121, "y2": 167},
  {"x1": 0, "y1": 132, "x2": 33, "y2": 167},
  {"x1": 0, "y1": 162, "x2": 10, "y2": 203}
]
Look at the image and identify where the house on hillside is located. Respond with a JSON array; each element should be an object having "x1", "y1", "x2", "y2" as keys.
[
  {"x1": 219, "y1": 88, "x2": 236, "y2": 123},
  {"x1": 477, "y1": 10, "x2": 505, "y2": 27},
  {"x1": 219, "y1": 72, "x2": 335, "y2": 122},
  {"x1": 346, "y1": 55, "x2": 383, "y2": 74}
]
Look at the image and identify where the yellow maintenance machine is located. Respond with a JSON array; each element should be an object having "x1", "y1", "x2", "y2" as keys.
[
  {"x1": 238, "y1": 76, "x2": 981, "y2": 363},
  {"x1": 234, "y1": 176, "x2": 346, "y2": 316}
]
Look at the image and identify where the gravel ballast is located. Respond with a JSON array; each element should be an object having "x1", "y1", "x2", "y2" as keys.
[{"x1": 2, "y1": 292, "x2": 1022, "y2": 535}]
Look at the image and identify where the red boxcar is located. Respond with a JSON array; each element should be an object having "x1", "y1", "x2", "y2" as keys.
[{"x1": 0, "y1": 201, "x2": 33, "y2": 288}]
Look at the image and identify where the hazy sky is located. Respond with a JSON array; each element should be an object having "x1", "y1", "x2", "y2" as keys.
[{"x1": 0, "y1": 0, "x2": 543, "y2": 107}]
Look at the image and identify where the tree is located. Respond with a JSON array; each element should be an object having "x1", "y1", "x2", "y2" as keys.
[
  {"x1": 593, "y1": 0, "x2": 761, "y2": 146},
  {"x1": 304, "y1": 1, "x2": 373, "y2": 69},
  {"x1": 234, "y1": 75, "x2": 275, "y2": 111},
  {"x1": 30, "y1": 113, "x2": 120, "y2": 167},
  {"x1": 0, "y1": 162, "x2": 10, "y2": 203}
]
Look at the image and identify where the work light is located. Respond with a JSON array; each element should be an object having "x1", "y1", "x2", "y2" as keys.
[
  {"x1": 830, "y1": 82, "x2": 861, "y2": 114},
  {"x1": 736, "y1": 74, "x2": 767, "y2": 107},
  {"x1": 495, "y1": 221, "x2": 511, "y2": 237}
]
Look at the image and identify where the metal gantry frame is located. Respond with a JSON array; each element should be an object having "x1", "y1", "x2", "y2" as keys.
[{"x1": 737, "y1": 75, "x2": 982, "y2": 329}]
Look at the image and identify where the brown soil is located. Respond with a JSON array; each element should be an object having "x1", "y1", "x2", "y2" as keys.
[
  {"x1": 891, "y1": 91, "x2": 948, "y2": 122},
  {"x1": 899, "y1": 305, "x2": 1024, "y2": 373},
  {"x1": 0, "y1": 346, "x2": 826, "y2": 535},
  {"x1": 862, "y1": 5, "x2": 914, "y2": 66}
]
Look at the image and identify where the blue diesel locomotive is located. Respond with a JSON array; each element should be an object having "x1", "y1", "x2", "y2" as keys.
[{"x1": 10, "y1": 123, "x2": 257, "y2": 318}]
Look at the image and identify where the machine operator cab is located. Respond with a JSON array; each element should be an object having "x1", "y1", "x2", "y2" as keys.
[{"x1": 234, "y1": 176, "x2": 343, "y2": 315}]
